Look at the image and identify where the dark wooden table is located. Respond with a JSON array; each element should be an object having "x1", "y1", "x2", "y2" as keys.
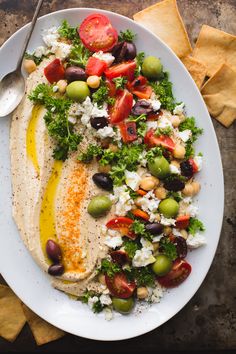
[{"x1": 0, "y1": 0, "x2": 235, "y2": 352}]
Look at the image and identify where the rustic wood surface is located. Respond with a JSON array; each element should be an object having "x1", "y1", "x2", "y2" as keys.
[{"x1": 0, "y1": 0, "x2": 235, "y2": 352}]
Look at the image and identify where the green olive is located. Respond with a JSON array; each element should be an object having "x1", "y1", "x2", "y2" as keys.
[
  {"x1": 112, "y1": 297, "x2": 134, "y2": 314},
  {"x1": 66, "y1": 81, "x2": 90, "y2": 102},
  {"x1": 158, "y1": 198, "x2": 179, "y2": 218},
  {"x1": 87, "y1": 195, "x2": 112, "y2": 218},
  {"x1": 142, "y1": 56, "x2": 163, "y2": 80},
  {"x1": 152, "y1": 254, "x2": 172, "y2": 276},
  {"x1": 148, "y1": 156, "x2": 170, "y2": 179}
]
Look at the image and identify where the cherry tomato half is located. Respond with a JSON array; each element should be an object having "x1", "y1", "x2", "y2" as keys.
[
  {"x1": 157, "y1": 259, "x2": 191, "y2": 288},
  {"x1": 44, "y1": 58, "x2": 65, "y2": 84},
  {"x1": 79, "y1": 13, "x2": 118, "y2": 52},
  {"x1": 109, "y1": 89, "x2": 133, "y2": 124},
  {"x1": 127, "y1": 75, "x2": 152, "y2": 99},
  {"x1": 189, "y1": 158, "x2": 199, "y2": 173},
  {"x1": 106, "y1": 217, "x2": 135, "y2": 239},
  {"x1": 105, "y1": 78, "x2": 116, "y2": 97},
  {"x1": 105, "y1": 272, "x2": 136, "y2": 298},
  {"x1": 144, "y1": 129, "x2": 175, "y2": 152},
  {"x1": 85, "y1": 57, "x2": 107, "y2": 76},
  {"x1": 147, "y1": 111, "x2": 163, "y2": 121},
  {"x1": 175, "y1": 215, "x2": 190, "y2": 229},
  {"x1": 105, "y1": 61, "x2": 136, "y2": 81},
  {"x1": 119, "y1": 121, "x2": 137, "y2": 143}
]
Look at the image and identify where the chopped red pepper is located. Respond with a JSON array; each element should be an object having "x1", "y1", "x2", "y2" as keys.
[
  {"x1": 144, "y1": 129, "x2": 175, "y2": 152},
  {"x1": 85, "y1": 56, "x2": 108, "y2": 77},
  {"x1": 105, "y1": 61, "x2": 136, "y2": 81},
  {"x1": 119, "y1": 121, "x2": 137, "y2": 143},
  {"x1": 44, "y1": 59, "x2": 65, "y2": 84},
  {"x1": 175, "y1": 215, "x2": 190, "y2": 229}
]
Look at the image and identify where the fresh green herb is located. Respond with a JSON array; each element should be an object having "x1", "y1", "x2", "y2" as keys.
[
  {"x1": 159, "y1": 237, "x2": 177, "y2": 261},
  {"x1": 109, "y1": 163, "x2": 127, "y2": 185},
  {"x1": 167, "y1": 191, "x2": 182, "y2": 202},
  {"x1": 99, "y1": 259, "x2": 121, "y2": 277},
  {"x1": 92, "y1": 81, "x2": 115, "y2": 107},
  {"x1": 127, "y1": 188, "x2": 139, "y2": 200},
  {"x1": 185, "y1": 141, "x2": 195, "y2": 159},
  {"x1": 146, "y1": 147, "x2": 163, "y2": 163},
  {"x1": 135, "y1": 52, "x2": 145, "y2": 76},
  {"x1": 137, "y1": 121, "x2": 147, "y2": 138},
  {"x1": 99, "y1": 149, "x2": 116, "y2": 166},
  {"x1": 129, "y1": 114, "x2": 147, "y2": 123},
  {"x1": 118, "y1": 29, "x2": 136, "y2": 42},
  {"x1": 24, "y1": 52, "x2": 46, "y2": 65},
  {"x1": 29, "y1": 84, "x2": 82, "y2": 160},
  {"x1": 80, "y1": 291, "x2": 104, "y2": 313},
  {"x1": 131, "y1": 220, "x2": 153, "y2": 241},
  {"x1": 151, "y1": 72, "x2": 176, "y2": 111},
  {"x1": 112, "y1": 77, "x2": 128, "y2": 89},
  {"x1": 188, "y1": 217, "x2": 205, "y2": 236},
  {"x1": 123, "y1": 239, "x2": 140, "y2": 258},
  {"x1": 155, "y1": 126, "x2": 172, "y2": 136},
  {"x1": 198, "y1": 152, "x2": 203, "y2": 157},
  {"x1": 69, "y1": 42, "x2": 91, "y2": 67},
  {"x1": 78, "y1": 144, "x2": 103, "y2": 163},
  {"x1": 80, "y1": 290, "x2": 94, "y2": 304},
  {"x1": 58, "y1": 20, "x2": 78, "y2": 41},
  {"x1": 92, "y1": 300, "x2": 104, "y2": 313},
  {"x1": 134, "y1": 267, "x2": 155, "y2": 287},
  {"x1": 179, "y1": 117, "x2": 203, "y2": 158}
]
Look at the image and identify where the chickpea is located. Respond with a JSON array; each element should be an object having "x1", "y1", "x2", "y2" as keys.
[
  {"x1": 170, "y1": 115, "x2": 181, "y2": 127},
  {"x1": 23, "y1": 59, "x2": 37, "y2": 74},
  {"x1": 154, "y1": 186, "x2": 167, "y2": 200},
  {"x1": 152, "y1": 242, "x2": 159, "y2": 251},
  {"x1": 164, "y1": 226, "x2": 172, "y2": 235},
  {"x1": 140, "y1": 176, "x2": 159, "y2": 191},
  {"x1": 180, "y1": 229, "x2": 188, "y2": 239},
  {"x1": 87, "y1": 75, "x2": 101, "y2": 89},
  {"x1": 173, "y1": 144, "x2": 186, "y2": 159},
  {"x1": 57, "y1": 79, "x2": 67, "y2": 94},
  {"x1": 171, "y1": 160, "x2": 180, "y2": 169},
  {"x1": 98, "y1": 164, "x2": 111, "y2": 173},
  {"x1": 182, "y1": 183, "x2": 194, "y2": 196},
  {"x1": 137, "y1": 287, "x2": 149, "y2": 300},
  {"x1": 134, "y1": 197, "x2": 143, "y2": 207},
  {"x1": 98, "y1": 273, "x2": 106, "y2": 285},
  {"x1": 191, "y1": 181, "x2": 201, "y2": 195},
  {"x1": 109, "y1": 143, "x2": 119, "y2": 153}
]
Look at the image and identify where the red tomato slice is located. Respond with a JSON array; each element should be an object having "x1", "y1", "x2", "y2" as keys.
[
  {"x1": 175, "y1": 215, "x2": 190, "y2": 229},
  {"x1": 44, "y1": 59, "x2": 65, "y2": 84},
  {"x1": 106, "y1": 217, "x2": 135, "y2": 239},
  {"x1": 157, "y1": 259, "x2": 191, "y2": 288},
  {"x1": 105, "y1": 61, "x2": 136, "y2": 81},
  {"x1": 105, "y1": 78, "x2": 116, "y2": 97},
  {"x1": 109, "y1": 89, "x2": 133, "y2": 124},
  {"x1": 144, "y1": 129, "x2": 175, "y2": 152},
  {"x1": 132, "y1": 85, "x2": 152, "y2": 99},
  {"x1": 132, "y1": 209, "x2": 149, "y2": 221},
  {"x1": 85, "y1": 57, "x2": 107, "y2": 76},
  {"x1": 119, "y1": 121, "x2": 137, "y2": 143},
  {"x1": 189, "y1": 158, "x2": 199, "y2": 173},
  {"x1": 79, "y1": 13, "x2": 118, "y2": 52},
  {"x1": 147, "y1": 111, "x2": 163, "y2": 121},
  {"x1": 105, "y1": 272, "x2": 136, "y2": 298},
  {"x1": 110, "y1": 250, "x2": 130, "y2": 265}
]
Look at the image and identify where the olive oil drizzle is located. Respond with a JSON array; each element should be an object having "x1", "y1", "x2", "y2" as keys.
[{"x1": 26, "y1": 105, "x2": 42, "y2": 175}]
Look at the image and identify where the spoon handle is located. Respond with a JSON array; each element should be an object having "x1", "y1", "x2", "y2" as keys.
[{"x1": 16, "y1": 0, "x2": 44, "y2": 70}]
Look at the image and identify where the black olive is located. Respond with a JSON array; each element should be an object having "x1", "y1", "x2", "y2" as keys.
[
  {"x1": 92, "y1": 173, "x2": 113, "y2": 191},
  {"x1": 65, "y1": 66, "x2": 87, "y2": 82},
  {"x1": 46, "y1": 240, "x2": 62, "y2": 263},
  {"x1": 110, "y1": 250, "x2": 129, "y2": 265},
  {"x1": 164, "y1": 177, "x2": 185, "y2": 191},
  {"x1": 173, "y1": 236, "x2": 187, "y2": 259},
  {"x1": 145, "y1": 223, "x2": 164, "y2": 235},
  {"x1": 125, "y1": 42, "x2": 137, "y2": 60},
  {"x1": 48, "y1": 264, "x2": 64, "y2": 276},
  {"x1": 131, "y1": 100, "x2": 153, "y2": 116},
  {"x1": 112, "y1": 41, "x2": 127, "y2": 62},
  {"x1": 90, "y1": 117, "x2": 108, "y2": 130},
  {"x1": 180, "y1": 160, "x2": 194, "y2": 178}
]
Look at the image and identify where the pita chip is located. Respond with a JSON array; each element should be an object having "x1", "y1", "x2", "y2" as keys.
[
  {"x1": 201, "y1": 63, "x2": 236, "y2": 127},
  {"x1": 22, "y1": 304, "x2": 65, "y2": 345},
  {"x1": 193, "y1": 25, "x2": 236, "y2": 77},
  {"x1": 182, "y1": 55, "x2": 207, "y2": 89},
  {"x1": 0, "y1": 285, "x2": 26, "y2": 342},
  {"x1": 133, "y1": 0, "x2": 192, "y2": 58}
]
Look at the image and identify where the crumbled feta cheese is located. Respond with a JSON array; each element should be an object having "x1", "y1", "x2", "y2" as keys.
[
  {"x1": 88, "y1": 296, "x2": 99, "y2": 309},
  {"x1": 100, "y1": 294, "x2": 112, "y2": 306},
  {"x1": 52, "y1": 85, "x2": 59, "y2": 92},
  {"x1": 157, "y1": 116, "x2": 173, "y2": 129},
  {"x1": 111, "y1": 186, "x2": 134, "y2": 216},
  {"x1": 152, "y1": 234, "x2": 164, "y2": 242},
  {"x1": 104, "y1": 307, "x2": 113, "y2": 321},
  {"x1": 186, "y1": 204, "x2": 199, "y2": 217},
  {"x1": 147, "y1": 283, "x2": 165, "y2": 303},
  {"x1": 169, "y1": 164, "x2": 180, "y2": 174},
  {"x1": 139, "y1": 151, "x2": 147, "y2": 167},
  {"x1": 54, "y1": 42, "x2": 72, "y2": 60},
  {"x1": 132, "y1": 248, "x2": 155, "y2": 267},
  {"x1": 182, "y1": 197, "x2": 192, "y2": 204},
  {"x1": 104, "y1": 234, "x2": 123, "y2": 249},
  {"x1": 178, "y1": 129, "x2": 192, "y2": 142},
  {"x1": 42, "y1": 27, "x2": 72, "y2": 59},
  {"x1": 148, "y1": 95, "x2": 161, "y2": 111},
  {"x1": 92, "y1": 51, "x2": 115, "y2": 66},
  {"x1": 140, "y1": 237, "x2": 154, "y2": 251},
  {"x1": 68, "y1": 116, "x2": 77, "y2": 124},
  {"x1": 186, "y1": 233, "x2": 206, "y2": 249},
  {"x1": 125, "y1": 170, "x2": 141, "y2": 191},
  {"x1": 173, "y1": 102, "x2": 185, "y2": 115},
  {"x1": 96, "y1": 126, "x2": 115, "y2": 139},
  {"x1": 34, "y1": 45, "x2": 48, "y2": 58},
  {"x1": 43, "y1": 26, "x2": 60, "y2": 47},
  {"x1": 172, "y1": 228, "x2": 183, "y2": 237},
  {"x1": 160, "y1": 215, "x2": 176, "y2": 226},
  {"x1": 77, "y1": 97, "x2": 108, "y2": 117},
  {"x1": 146, "y1": 121, "x2": 158, "y2": 130},
  {"x1": 138, "y1": 191, "x2": 160, "y2": 214},
  {"x1": 193, "y1": 155, "x2": 203, "y2": 171}
]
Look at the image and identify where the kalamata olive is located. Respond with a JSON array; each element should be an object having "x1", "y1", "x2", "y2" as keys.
[
  {"x1": 180, "y1": 160, "x2": 194, "y2": 178},
  {"x1": 173, "y1": 236, "x2": 187, "y2": 259},
  {"x1": 48, "y1": 263, "x2": 64, "y2": 276},
  {"x1": 90, "y1": 117, "x2": 108, "y2": 130},
  {"x1": 112, "y1": 41, "x2": 127, "y2": 62},
  {"x1": 164, "y1": 177, "x2": 185, "y2": 192},
  {"x1": 92, "y1": 173, "x2": 113, "y2": 191},
  {"x1": 46, "y1": 239, "x2": 62, "y2": 263},
  {"x1": 125, "y1": 42, "x2": 137, "y2": 60},
  {"x1": 65, "y1": 66, "x2": 87, "y2": 82},
  {"x1": 110, "y1": 250, "x2": 129, "y2": 265},
  {"x1": 145, "y1": 223, "x2": 164, "y2": 235},
  {"x1": 131, "y1": 100, "x2": 153, "y2": 116}
]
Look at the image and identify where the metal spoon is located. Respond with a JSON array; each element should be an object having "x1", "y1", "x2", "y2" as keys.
[{"x1": 0, "y1": 0, "x2": 44, "y2": 117}]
